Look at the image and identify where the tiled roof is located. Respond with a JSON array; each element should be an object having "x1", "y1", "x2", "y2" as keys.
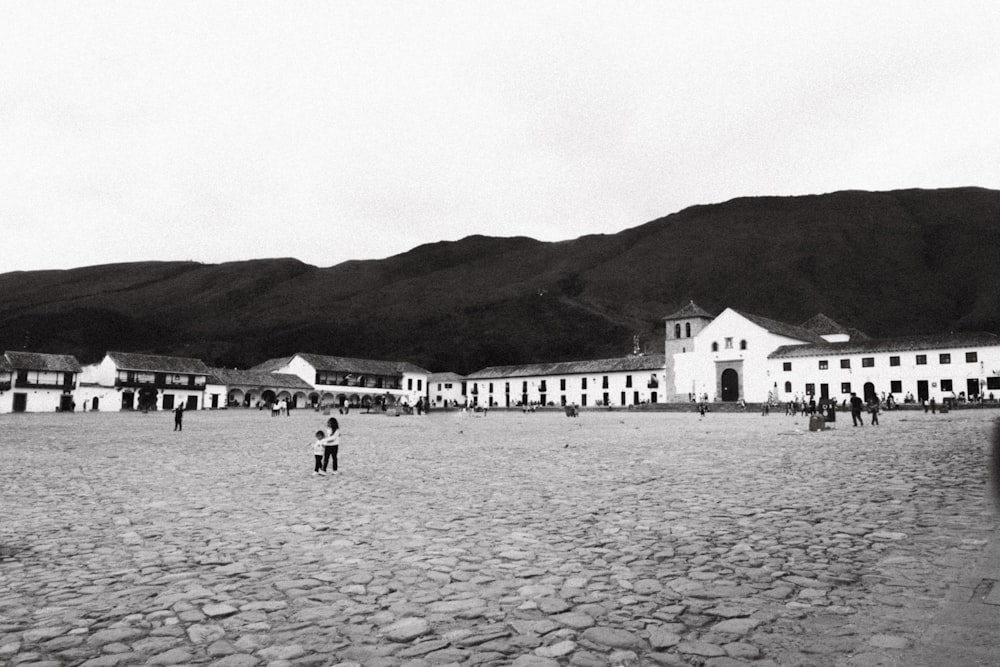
[
  {"x1": 467, "y1": 354, "x2": 666, "y2": 380},
  {"x1": 296, "y1": 353, "x2": 430, "y2": 376},
  {"x1": 0, "y1": 355, "x2": 12, "y2": 373},
  {"x1": 4, "y1": 351, "x2": 82, "y2": 373},
  {"x1": 732, "y1": 310, "x2": 828, "y2": 344},
  {"x1": 664, "y1": 301, "x2": 714, "y2": 321},
  {"x1": 429, "y1": 372, "x2": 465, "y2": 382},
  {"x1": 107, "y1": 351, "x2": 211, "y2": 375},
  {"x1": 800, "y1": 313, "x2": 851, "y2": 335},
  {"x1": 208, "y1": 368, "x2": 313, "y2": 390},
  {"x1": 769, "y1": 332, "x2": 1000, "y2": 359}
]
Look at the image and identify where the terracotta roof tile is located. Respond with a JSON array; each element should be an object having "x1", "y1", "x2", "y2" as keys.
[
  {"x1": 208, "y1": 368, "x2": 313, "y2": 390},
  {"x1": 106, "y1": 351, "x2": 211, "y2": 375},
  {"x1": 467, "y1": 354, "x2": 666, "y2": 380},
  {"x1": 4, "y1": 351, "x2": 82, "y2": 373}
]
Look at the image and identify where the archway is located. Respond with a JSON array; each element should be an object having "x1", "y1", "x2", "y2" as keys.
[
  {"x1": 261, "y1": 389, "x2": 277, "y2": 406},
  {"x1": 721, "y1": 369, "x2": 740, "y2": 402},
  {"x1": 863, "y1": 382, "x2": 877, "y2": 403}
]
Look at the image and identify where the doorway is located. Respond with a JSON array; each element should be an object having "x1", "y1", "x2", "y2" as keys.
[
  {"x1": 917, "y1": 380, "x2": 929, "y2": 403},
  {"x1": 721, "y1": 369, "x2": 740, "y2": 401},
  {"x1": 967, "y1": 378, "x2": 980, "y2": 399},
  {"x1": 863, "y1": 382, "x2": 877, "y2": 403},
  {"x1": 12, "y1": 393, "x2": 27, "y2": 412}
]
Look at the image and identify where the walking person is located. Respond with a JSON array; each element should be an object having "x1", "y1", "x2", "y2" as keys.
[
  {"x1": 849, "y1": 392, "x2": 864, "y2": 427},
  {"x1": 868, "y1": 396, "x2": 880, "y2": 426},
  {"x1": 322, "y1": 417, "x2": 341, "y2": 474},
  {"x1": 309, "y1": 430, "x2": 327, "y2": 477},
  {"x1": 173, "y1": 403, "x2": 184, "y2": 431}
]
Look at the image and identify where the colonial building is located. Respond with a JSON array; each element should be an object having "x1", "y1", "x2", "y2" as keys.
[
  {"x1": 666, "y1": 302, "x2": 1000, "y2": 404},
  {"x1": 428, "y1": 372, "x2": 466, "y2": 407},
  {"x1": 0, "y1": 351, "x2": 82, "y2": 413},
  {"x1": 205, "y1": 368, "x2": 314, "y2": 409},
  {"x1": 252, "y1": 353, "x2": 430, "y2": 408},
  {"x1": 464, "y1": 355, "x2": 667, "y2": 408},
  {"x1": 79, "y1": 352, "x2": 213, "y2": 411}
]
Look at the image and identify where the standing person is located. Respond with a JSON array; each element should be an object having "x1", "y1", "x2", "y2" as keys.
[
  {"x1": 849, "y1": 392, "x2": 864, "y2": 427},
  {"x1": 173, "y1": 403, "x2": 184, "y2": 431},
  {"x1": 323, "y1": 417, "x2": 341, "y2": 474},
  {"x1": 868, "y1": 396, "x2": 880, "y2": 426},
  {"x1": 309, "y1": 430, "x2": 327, "y2": 476}
]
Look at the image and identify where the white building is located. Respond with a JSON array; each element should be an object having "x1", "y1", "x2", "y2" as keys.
[
  {"x1": 465, "y1": 355, "x2": 667, "y2": 408},
  {"x1": 0, "y1": 351, "x2": 82, "y2": 413},
  {"x1": 253, "y1": 353, "x2": 430, "y2": 408},
  {"x1": 79, "y1": 351, "x2": 212, "y2": 411},
  {"x1": 205, "y1": 368, "x2": 315, "y2": 409},
  {"x1": 428, "y1": 372, "x2": 466, "y2": 407},
  {"x1": 665, "y1": 302, "x2": 1000, "y2": 404}
]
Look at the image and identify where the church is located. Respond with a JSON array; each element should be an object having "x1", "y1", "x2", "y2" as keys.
[{"x1": 664, "y1": 302, "x2": 1000, "y2": 405}]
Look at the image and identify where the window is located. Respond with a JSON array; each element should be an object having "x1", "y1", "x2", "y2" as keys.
[
  {"x1": 889, "y1": 356, "x2": 900, "y2": 367},
  {"x1": 740, "y1": 340, "x2": 747, "y2": 350},
  {"x1": 581, "y1": 377, "x2": 588, "y2": 389},
  {"x1": 784, "y1": 381, "x2": 792, "y2": 392},
  {"x1": 407, "y1": 379, "x2": 413, "y2": 390},
  {"x1": 819, "y1": 360, "x2": 829, "y2": 370},
  {"x1": 685, "y1": 322, "x2": 691, "y2": 337},
  {"x1": 890, "y1": 380, "x2": 902, "y2": 393},
  {"x1": 625, "y1": 375, "x2": 632, "y2": 388},
  {"x1": 417, "y1": 379, "x2": 423, "y2": 391},
  {"x1": 988, "y1": 377, "x2": 1000, "y2": 390},
  {"x1": 939, "y1": 353, "x2": 951, "y2": 364},
  {"x1": 783, "y1": 362, "x2": 792, "y2": 371},
  {"x1": 941, "y1": 379, "x2": 953, "y2": 392},
  {"x1": 841, "y1": 382, "x2": 851, "y2": 394},
  {"x1": 862, "y1": 357, "x2": 874, "y2": 368},
  {"x1": 916, "y1": 354, "x2": 927, "y2": 365},
  {"x1": 602, "y1": 376, "x2": 609, "y2": 389},
  {"x1": 539, "y1": 380, "x2": 547, "y2": 392},
  {"x1": 488, "y1": 382, "x2": 493, "y2": 393},
  {"x1": 674, "y1": 323, "x2": 681, "y2": 339},
  {"x1": 711, "y1": 342, "x2": 719, "y2": 352},
  {"x1": 725, "y1": 337, "x2": 733, "y2": 349},
  {"x1": 805, "y1": 383, "x2": 815, "y2": 396},
  {"x1": 966, "y1": 351, "x2": 978, "y2": 362},
  {"x1": 840, "y1": 359, "x2": 851, "y2": 369},
  {"x1": 560, "y1": 378, "x2": 566, "y2": 391}
]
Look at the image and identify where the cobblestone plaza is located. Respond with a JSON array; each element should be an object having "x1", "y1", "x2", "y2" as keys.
[{"x1": 2, "y1": 409, "x2": 997, "y2": 666}]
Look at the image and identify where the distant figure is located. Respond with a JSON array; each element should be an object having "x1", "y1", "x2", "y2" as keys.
[
  {"x1": 849, "y1": 392, "x2": 864, "y2": 427},
  {"x1": 930, "y1": 397, "x2": 937, "y2": 414},
  {"x1": 173, "y1": 403, "x2": 184, "y2": 431},
  {"x1": 825, "y1": 400, "x2": 836, "y2": 423},
  {"x1": 868, "y1": 397, "x2": 880, "y2": 426}
]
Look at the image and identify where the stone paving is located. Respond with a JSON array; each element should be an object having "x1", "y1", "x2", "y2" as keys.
[{"x1": 1, "y1": 408, "x2": 997, "y2": 667}]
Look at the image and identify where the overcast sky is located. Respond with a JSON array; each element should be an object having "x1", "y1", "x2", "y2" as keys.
[{"x1": 2, "y1": 1, "x2": 998, "y2": 272}]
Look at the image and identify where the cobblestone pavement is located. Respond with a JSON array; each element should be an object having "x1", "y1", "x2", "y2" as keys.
[{"x1": 1, "y1": 408, "x2": 997, "y2": 667}]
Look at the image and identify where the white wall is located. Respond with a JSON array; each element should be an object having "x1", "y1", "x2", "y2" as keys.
[{"x1": 469, "y1": 368, "x2": 665, "y2": 408}]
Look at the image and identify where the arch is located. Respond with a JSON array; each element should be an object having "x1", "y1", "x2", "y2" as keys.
[
  {"x1": 685, "y1": 322, "x2": 691, "y2": 337},
  {"x1": 711, "y1": 342, "x2": 719, "y2": 352},
  {"x1": 740, "y1": 339, "x2": 747, "y2": 350},
  {"x1": 293, "y1": 392, "x2": 308, "y2": 408},
  {"x1": 863, "y1": 382, "x2": 877, "y2": 403},
  {"x1": 92, "y1": 397, "x2": 100, "y2": 411},
  {"x1": 674, "y1": 323, "x2": 681, "y2": 339},
  {"x1": 721, "y1": 369, "x2": 739, "y2": 401},
  {"x1": 784, "y1": 381, "x2": 792, "y2": 393},
  {"x1": 308, "y1": 392, "x2": 320, "y2": 406},
  {"x1": 261, "y1": 389, "x2": 277, "y2": 405},
  {"x1": 229, "y1": 389, "x2": 245, "y2": 407}
]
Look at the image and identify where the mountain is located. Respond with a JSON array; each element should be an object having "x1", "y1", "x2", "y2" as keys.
[{"x1": 2, "y1": 187, "x2": 998, "y2": 374}]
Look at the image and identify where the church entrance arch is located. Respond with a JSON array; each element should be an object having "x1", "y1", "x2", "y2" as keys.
[{"x1": 721, "y1": 369, "x2": 740, "y2": 402}]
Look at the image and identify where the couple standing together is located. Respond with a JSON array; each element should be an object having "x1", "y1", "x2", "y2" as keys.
[{"x1": 311, "y1": 417, "x2": 341, "y2": 476}]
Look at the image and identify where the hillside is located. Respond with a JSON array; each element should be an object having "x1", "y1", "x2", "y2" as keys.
[{"x1": 1, "y1": 187, "x2": 997, "y2": 374}]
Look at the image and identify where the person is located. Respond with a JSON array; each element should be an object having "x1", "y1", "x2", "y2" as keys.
[
  {"x1": 323, "y1": 417, "x2": 341, "y2": 474},
  {"x1": 868, "y1": 396, "x2": 880, "y2": 426},
  {"x1": 310, "y1": 430, "x2": 327, "y2": 476},
  {"x1": 173, "y1": 403, "x2": 184, "y2": 431},
  {"x1": 825, "y1": 399, "x2": 836, "y2": 423},
  {"x1": 849, "y1": 392, "x2": 864, "y2": 427}
]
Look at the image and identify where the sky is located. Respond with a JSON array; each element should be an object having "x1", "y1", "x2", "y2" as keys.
[{"x1": 2, "y1": 1, "x2": 999, "y2": 272}]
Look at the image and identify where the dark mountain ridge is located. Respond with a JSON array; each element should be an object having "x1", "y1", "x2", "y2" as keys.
[{"x1": 2, "y1": 187, "x2": 997, "y2": 374}]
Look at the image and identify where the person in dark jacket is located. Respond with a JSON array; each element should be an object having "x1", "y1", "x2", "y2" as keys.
[{"x1": 849, "y1": 392, "x2": 864, "y2": 427}]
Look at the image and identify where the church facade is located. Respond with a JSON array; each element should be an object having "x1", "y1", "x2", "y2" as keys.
[{"x1": 665, "y1": 302, "x2": 1000, "y2": 404}]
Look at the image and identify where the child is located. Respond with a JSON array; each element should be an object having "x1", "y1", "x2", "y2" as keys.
[
  {"x1": 310, "y1": 430, "x2": 327, "y2": 476},
  {"x1": 323, "y1": 418, "x2": 341, "y2": 474}
]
